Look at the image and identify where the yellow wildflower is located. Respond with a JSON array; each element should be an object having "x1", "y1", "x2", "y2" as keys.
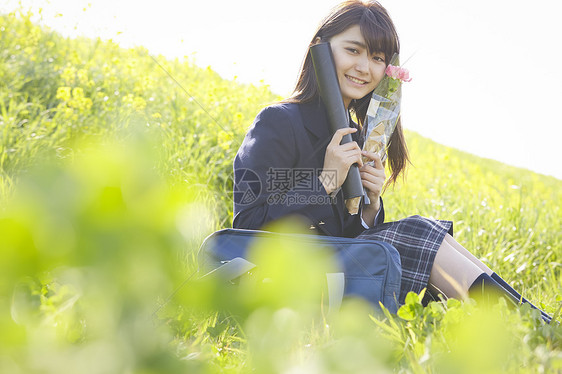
[
  {"x1": 61, "y1": 65, "x2": 77, "y2": 85},
  {"x1": 56, "y1": 86, "x2": 71, "y2": 102},
  {"x1": 72, "y1": 87, "x2": 85, "y2": 98},
  {"x1": 132, "y1": 97, "x2": 146, "y2": 112}
]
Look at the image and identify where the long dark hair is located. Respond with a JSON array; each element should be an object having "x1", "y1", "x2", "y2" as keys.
[{"x1": 285, "y1": 0, "x2": 409, "y2": 186}]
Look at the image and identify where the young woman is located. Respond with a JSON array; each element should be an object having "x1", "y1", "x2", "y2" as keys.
[{"x1": 232, "y1": 0, "x2": 551, "y2": 322}]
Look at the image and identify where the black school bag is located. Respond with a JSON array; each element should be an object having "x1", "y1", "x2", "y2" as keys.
[{"x1": 198, "y1": 228, "x2": 402, "y2": 313}]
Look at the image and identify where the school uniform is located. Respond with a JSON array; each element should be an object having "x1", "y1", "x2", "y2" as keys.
[{"x1": 233, "y1": 98, "x2": 453, "y2": 304}]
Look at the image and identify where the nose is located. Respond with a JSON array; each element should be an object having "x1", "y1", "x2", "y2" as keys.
[{"x1": 354, "y1": 54, "x2": 370, "y2": 73}]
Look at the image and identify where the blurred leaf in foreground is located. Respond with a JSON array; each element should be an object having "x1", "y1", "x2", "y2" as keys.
[{"x1": 0, "y1": 128, "x2": 213, "y2": 373}]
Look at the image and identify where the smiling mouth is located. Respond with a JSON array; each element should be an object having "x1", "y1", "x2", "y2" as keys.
[{"x1": 345, "y1": 75, "x2": 369, "y2": 85}]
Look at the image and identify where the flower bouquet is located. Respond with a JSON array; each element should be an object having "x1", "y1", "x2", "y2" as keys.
[{"x1": 346, "y1": 54, "x2": 411, "y2": 212}]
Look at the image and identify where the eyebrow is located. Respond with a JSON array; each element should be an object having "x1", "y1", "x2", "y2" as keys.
[
  {"x1": 343, "y1": 40, "x2": 367, "y2": 49},
  {"x1": 342, "y1": 40, "x2": 384, "y2": 56}
]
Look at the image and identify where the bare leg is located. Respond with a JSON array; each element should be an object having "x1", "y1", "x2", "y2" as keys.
[
  {"x1": 428, "y1": 237, "x2": 483, "y2": 300},
  {"x1": 444, "y1": 234, "x2": 493, "y2": 276}
]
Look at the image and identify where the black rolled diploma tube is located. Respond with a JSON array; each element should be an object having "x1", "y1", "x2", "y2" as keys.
[{"x1": 310, "y1": 42, "x2": 364, "y2": 201}]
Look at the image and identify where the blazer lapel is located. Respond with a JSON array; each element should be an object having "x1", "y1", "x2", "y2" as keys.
[{"x1": 298, "y1": 99, "x2": 331, "y2": 167}]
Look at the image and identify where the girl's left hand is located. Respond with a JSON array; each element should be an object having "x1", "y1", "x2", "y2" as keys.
[{"x1": 359, "y1": 151, "x2": 386, "y2": 207}]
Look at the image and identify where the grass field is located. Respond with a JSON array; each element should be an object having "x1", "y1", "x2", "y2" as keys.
[{"x1": 1, "y1": 9, "x2": 561, "y2": 373}]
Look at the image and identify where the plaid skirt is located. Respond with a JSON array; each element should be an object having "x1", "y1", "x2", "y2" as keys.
[{"x1": 356, "y1": 215, "x2": 453, "y2": 305}]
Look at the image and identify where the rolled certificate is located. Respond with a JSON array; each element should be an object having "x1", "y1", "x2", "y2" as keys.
[{"x1": 310, "y1": 42, "x2": 363, "y2": 214}]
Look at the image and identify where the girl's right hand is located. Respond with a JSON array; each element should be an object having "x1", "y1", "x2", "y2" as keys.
[{"x1": 319, "y1": 127, "x2": 363, "y2": 195}]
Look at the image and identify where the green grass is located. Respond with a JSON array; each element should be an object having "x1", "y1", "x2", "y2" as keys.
[{"x1": 0, "y1": 9, "x2": 561, "y2": 373}]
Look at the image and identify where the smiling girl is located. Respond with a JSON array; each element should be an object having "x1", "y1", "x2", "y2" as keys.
[{"x1": 232, "y1": 0, "x2": 551, "y2": 322}]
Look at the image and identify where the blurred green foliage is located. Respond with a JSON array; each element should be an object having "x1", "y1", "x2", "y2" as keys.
[{"x1": 0, "y1": 8, "x2": 561, "y2": 374}]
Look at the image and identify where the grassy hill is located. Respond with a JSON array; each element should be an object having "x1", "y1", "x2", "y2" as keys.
[{"x1": 1, "y1": 9, "x2": 560, "y2": 374}]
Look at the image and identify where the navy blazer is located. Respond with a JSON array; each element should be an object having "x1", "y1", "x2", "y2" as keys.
[{"x1": 232, "y1": 98, "x2": 385, "y2": 237}]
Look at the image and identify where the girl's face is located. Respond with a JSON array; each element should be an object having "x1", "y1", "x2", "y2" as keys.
[{"x1": 329, "y1": 25, "x2": 387, "y2": 108}]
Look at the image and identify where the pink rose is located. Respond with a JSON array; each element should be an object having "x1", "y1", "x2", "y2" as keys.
[
  {"x1": 385, "y1": 65, "x2": 399, "y2": 79},
  {"x1": 385, "y1": 65, "x2": 412, "y2": 82}
]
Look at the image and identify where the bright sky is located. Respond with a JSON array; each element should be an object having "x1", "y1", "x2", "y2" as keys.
[{"x1": 3, "y1": 0, "x2": 562, "y2": 179}]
